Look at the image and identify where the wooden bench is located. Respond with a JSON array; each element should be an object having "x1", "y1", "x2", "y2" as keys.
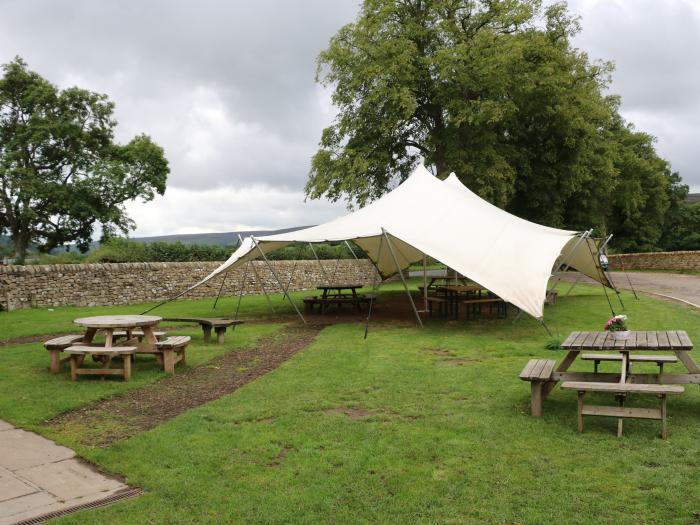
[
  {"x1": 519, "y1": 359, "x2": 557, "y2": 416},
  {"x1": 303, "y1": 296, "x2": 321, "y2": 312},
  {"x1": 461, "y1": 297, "x2": 506, "y2": 319},
  {"x1": 163, "y1": 317, "x2": 244, "y2": 344},
  {"x1": 65, "y1": 346, "x2": 137, "y2": 381},
  {"x1": 44, "y1": 335, "x2": 85, "y2": 374},
  {"x1": 426, "y1": 296, "x2": 448, "y2": 317},
  {"x1": 581, "y1": 353, "x2": 678, "y2": 374},
  {"x1": 155, "y1": 336, "x2": 191, "y2": 374},
  {"x1": 561, "y1": 381, "x2": 685, "y2": 439},
  {"x1": 113, "y1": 329, "x2": 166, "y2": 342}
]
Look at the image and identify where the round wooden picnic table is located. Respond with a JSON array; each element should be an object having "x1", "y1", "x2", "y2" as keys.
[
  {"x1": 73, "y1": 315, "x2": 162, "y2": 349},
  {"x1": 73, "y1": 315, "x2": 162, "y2": 328}
]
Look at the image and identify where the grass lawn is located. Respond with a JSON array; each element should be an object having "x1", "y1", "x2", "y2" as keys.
[{"x1": 2, "y1": 283, "x2": 700, "y2": 523}]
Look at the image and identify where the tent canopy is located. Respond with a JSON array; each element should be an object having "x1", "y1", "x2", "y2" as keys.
[{"x1": 185, "y1": 164, "x2": 610, "y2": 319}]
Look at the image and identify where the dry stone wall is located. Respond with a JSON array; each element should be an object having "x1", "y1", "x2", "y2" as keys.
[
  {"x1": 0, "y1": 260, "x2": 378, "y2": 311},
  {"x1": 608, "y1": 251, "x2": 700, "y2": 271}
]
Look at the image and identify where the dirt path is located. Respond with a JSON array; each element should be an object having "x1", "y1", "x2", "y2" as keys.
[{"x1": 46, "y1": 324, "x2": 322, "y2": 447}]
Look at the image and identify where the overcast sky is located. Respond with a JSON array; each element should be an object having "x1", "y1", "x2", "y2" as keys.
[{"x1": 1, "y1": 0, "x2": 698, "y2": 236}]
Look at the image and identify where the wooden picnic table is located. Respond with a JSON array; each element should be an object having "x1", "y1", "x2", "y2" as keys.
[
  {"x1": 73, "y1": 315, "x2": 163, "y2": 352},
  {"x1": 314, "y1": 284, "x2": 365, "y2": 313},
  {"x1": 555, "y1": 330, "x2": 698, "y2": 385}
]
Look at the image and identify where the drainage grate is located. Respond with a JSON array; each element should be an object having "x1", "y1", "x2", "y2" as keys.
[{"x1": 13, "y1": 487, "x2": 142, "y2": 525}]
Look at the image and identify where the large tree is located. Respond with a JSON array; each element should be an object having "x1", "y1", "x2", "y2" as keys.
[
  {"x1": 0, "y1": 58, "x2": 168, "y2": 262},
  {"x1": 307, "y1": 0, "x2": 680, "y2": 248}
]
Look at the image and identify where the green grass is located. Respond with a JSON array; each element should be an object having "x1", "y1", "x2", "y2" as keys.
[{"x1": 3, "y1": 284, "x2": 700, "y2": 523}]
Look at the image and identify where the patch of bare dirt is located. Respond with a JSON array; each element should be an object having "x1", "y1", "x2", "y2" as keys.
[
  {"x1": 323, "y1": 407, "x2": 374, "y2": 420},
  {"x1": 438, "y1": 357, "x2": 482, "y2": 366},
  {"x1": 268, "y1": 444, "x2": 295, "y2": 467},
  {"x1": 45, "y1": 324, "x2": 321, "y2": 447},
  {"x1": 424, "y1": 347, "x2": 453, "y2": 356}
]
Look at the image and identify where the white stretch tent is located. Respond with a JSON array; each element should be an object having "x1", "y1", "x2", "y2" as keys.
[
  {"x1": 180, "y1": 164, "x2": 606, "y2": 320},
  {"x1": 441, "y1": 173, "x2": 614, "y2": 289}
]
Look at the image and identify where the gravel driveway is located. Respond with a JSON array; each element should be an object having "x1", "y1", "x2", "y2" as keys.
[{"x1": 561, "y1": 271, "x2": 700, "y2": 308}]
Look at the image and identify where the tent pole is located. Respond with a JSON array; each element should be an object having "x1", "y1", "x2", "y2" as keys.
[
  {"x1": 382, "y1": 228, "x2": 423, "y2": 328},
  {"x1": 237, "y1": 234, "x2": 274, "y2": 315},
  {"x1": 212, "y1": 271, "x2": 228, "y2": 310},
  {"x1": 548, "y1": 229, "x2": 592, "y2": 294},
  {"x1": 422, "y1": 253, "x2": 428, "y2": 312},
  {"x1": 540, "y1": 319, "x2": 554, "y2": 338},
  {"x1": 364, "y1": 235, "x2": 385, "y2": 339},
  {"x1": 344, "y1": 240, "x2": 359, "y2": 260},
  {"x1": 599, "y1": 234, "x2": 625, "y2": 309},
  {"x1": 619, "y1": 256, "x2": 639, "y2": 300},
  {"x1": 584, "y1": 231, "x2": 616, "y2": 317},
  {"x1": 140, "y1": 286, "x2": 193, "y2": 314},
  {"x1": 309, "y1": 242, "x2": 331, "y2": 285},
  {"x1": 281, "y1": 244, "x2": 304, "y2": 301},
  {"x1": 253, "y1": 237, "x2": 306, "y2": 324},
  {"x1": 233, "y1": 261, "x2": 250, "y2": 327}
]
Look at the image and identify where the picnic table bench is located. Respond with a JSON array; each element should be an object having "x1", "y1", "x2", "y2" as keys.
[{"x1": 163, "y1": 317, "x2": 244, "y2": 343}]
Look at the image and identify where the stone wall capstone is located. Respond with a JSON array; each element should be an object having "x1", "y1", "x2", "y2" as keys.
[
  {"x1": 607, "y1": 251, "x2": 700, "y2": 271},
  {"x1": 0, "y1": 260, "x2": 379, "y2": 311}
]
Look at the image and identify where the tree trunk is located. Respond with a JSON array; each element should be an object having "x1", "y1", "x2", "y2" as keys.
[{"x1": 12, "y1": 230, "x2": 29, "y2": 264}]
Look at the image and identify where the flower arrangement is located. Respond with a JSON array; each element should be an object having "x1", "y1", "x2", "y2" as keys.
[{"x1": 604, "y1": 314, "x2": 628, "y2": 332}]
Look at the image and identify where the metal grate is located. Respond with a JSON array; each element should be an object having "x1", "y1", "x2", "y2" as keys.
[{"x1": 13, "y1": 487, "x2": 142, "y2": 525}]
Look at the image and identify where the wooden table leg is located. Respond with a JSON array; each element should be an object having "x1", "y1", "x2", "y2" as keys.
[
  {"x1": 49, "y1": 350, "x2": 61, "y2": 374},
  {"x1": 69, "y1": 355, "x2": 79, "y2": 381},
  {"x1": 616, "y1": 394, "x2": 625, "y2": 438},
  {"x1": 531, "y1": 382, "x2": 543, "y2": 417},
  {"x1": 104, "y1": 329, "x2": 114, "y2": 348},
  {"x1": 123, "y1": 354, "x2": 132, "y2": 381},
  {"x1": 216, "y1": 327, "x2": 226, "y2": 344},
  {"x1": 675, "y1": 350, "x2": 700, "y2": 374},
  {"x1": 620, "y1": 352, "x2": 628, "y2": 383},
  {"x1": 83, "y1": 328, "x2": 97, "y2": 344},
  {"x1": 544, "y1": 350, "x2": 580, "y2": 397},
  {"x1": 577, "y1": 391, "x2": 584, "y2": 432},
  {"x1": 163, "y1": 350, "x2": 175, "y2": 374},
  {"x1": 202, "y1": 325, "x2": 212, "y2": 343},
  {"x1": 660, "y1": 394, "x2": 667, "y2": 439}
]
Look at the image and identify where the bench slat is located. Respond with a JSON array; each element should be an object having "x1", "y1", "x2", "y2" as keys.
[
  {"x1": 677, "y1": 330, "x2": 693, "y2": 349},
  {"x1": 44, "y1": 335, "x2": 84, "y2": 349},
  {"x1": 539, "y1": 359, "x2": 556, "y2": 380},
  {"x1": 561, "y1": 381, "x2": 684, "y2": 394},
  {"x1": 657, "y1": 331, "x2": 671, "y2": 349},
  {"x1": 520, "y1": 359, "x2": 556, "y2": 380},
  {"x1": 580, "y1": 354, "x2": 677, "y2": 363},
  {"x1": 156, "y1": 336, "x2": 191, "y2": 349},
  {"x1": 561, "y1": 331, "x2": 580, "y2": 348},
  {"x1": 66, "y1": 346, "x2": 137, "y2": 355},
  {"x1": 581, "y1": 405, "x2": 661, "y2": 420}
]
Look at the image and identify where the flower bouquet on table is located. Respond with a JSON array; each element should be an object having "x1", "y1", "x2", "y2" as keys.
[{"x1": 604, "y1": 314, "x2": 629, "y2": 340}]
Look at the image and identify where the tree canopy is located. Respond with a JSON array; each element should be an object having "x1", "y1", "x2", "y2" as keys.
[
  {"x1": 0, "y1": 58, "x2": 169, "y2": 262},
  {"x1": 306, "y1": 0, "x2": 688, "y2": 252}
]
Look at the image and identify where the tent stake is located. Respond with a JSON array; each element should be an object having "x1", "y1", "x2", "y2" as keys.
[
  {"x1": 382, "y1": 229, "x2": 423, "y2": 328},
  {"x1": 253, "y1": 237, "x2": 307, "y2": 324}
]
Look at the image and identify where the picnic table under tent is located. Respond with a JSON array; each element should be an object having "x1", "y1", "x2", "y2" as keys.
[{"x1": 157, "y1": 164, "x2": 615, "y2": 330}]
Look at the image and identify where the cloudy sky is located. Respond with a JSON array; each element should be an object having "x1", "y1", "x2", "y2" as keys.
[{"x1": 1, "y1": 0, "x2": 698, "y2": 236}]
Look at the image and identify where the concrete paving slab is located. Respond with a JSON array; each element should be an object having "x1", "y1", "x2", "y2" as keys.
[
  {"x1": 0, "y1": 421, "x2": 13, "y2": 432},
  {"x1": 0, "y1": 428, "x2": 74, "y2": 471},
  {"x1": 17, "y1": 458, "x2": 125, "y2": 501},
  {"x1": 0, "y1": 492, "x2": 59, "y2": 525},
  {"x1": 0, "y1": 420, "x2": 133, "y2": 524},
  {"x1": 0, "y1": 467, "x2": 38, "y2": 502}
]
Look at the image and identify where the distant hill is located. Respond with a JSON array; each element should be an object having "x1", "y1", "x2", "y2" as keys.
[
  {"x1": 1, "y1": 226, "x2": 313, "y2": 256},
  {"x1": 129, "y1": 226, "x2": 313, "y2": 246},
  {"x1": 688, "y1": 193, "x2": 700, "y2": 204}
]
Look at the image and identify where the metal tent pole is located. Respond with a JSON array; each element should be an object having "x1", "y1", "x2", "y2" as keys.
[
  {"x1": 584, "y1": 232, "x2": 616, "y2": 317},
  {"x1": 236, "y1": 234, "x2": 274, "y2": 315},
  {"x1": 233, "y1": 261, "x2": 251, "y2": 324},
  {"x1": 548, "y1": 229, "x2": 592, "y2": 294},
  {"x1": 252, "y1": 237, "x2": 306, "y2": 324},
  {"x1": 309, "y1": 242, "x2": 331, "y2": 285},
  {"x1": 382, "y1": 229, "x2": 423, "y2": 328},
  {"x1": 281, "y1": 244, "x2": 304, "y2": 301},
  {"x1": 212, "y1": 271, "x2": 229, "y2": 310},
  {"x1": 619, "y1": 256, "x2": 639, "y2": 300},
  {"x1": 364, "y1": 235, "x2": 384, "y2": 339},
  {"x1": 422, "y1": 253, "x2": 428, "y2": 312}
]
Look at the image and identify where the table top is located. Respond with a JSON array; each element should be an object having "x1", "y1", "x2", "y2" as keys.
[
  {"x1": 316, "y1": 284, "x2": 363, "y2": 290},
  {"x1": 73, "y1": 315, "x2": 162, "y2": 328},
  {"x1": 560, "y1": 330, "x2": 692, "y2": 351}
]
